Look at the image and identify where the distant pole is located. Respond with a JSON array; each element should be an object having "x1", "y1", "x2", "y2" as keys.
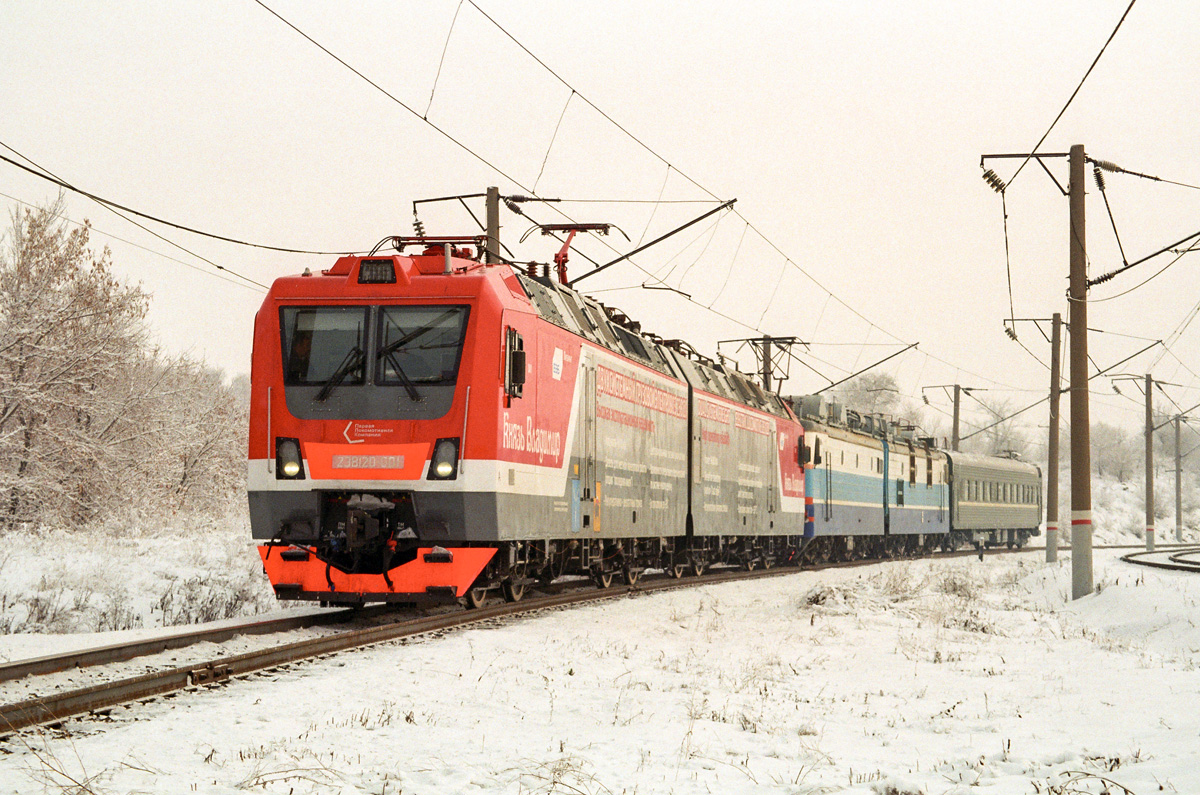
[
  {"x1": 485, "y1": 186, "x2": 500, "y2": 264},
  {"x1": 1046, "y1": 313, "x2": 1062, "y2": 562},
  {"x1": 761, "y1": 335, "x2": 772, "y2": 393},
  {"x1": 1068, "y1": 144, "x2": 1093, "y2": 600},
  {"x1": 1176, "y1": 415, "x2": 1183, "y2": 542},
  {"x1": 1145, "y1": 373, "x2": 1155, "y2": 551},
  {"x1": 952, "y1": 384, "x2": 962, "y2": 452}
]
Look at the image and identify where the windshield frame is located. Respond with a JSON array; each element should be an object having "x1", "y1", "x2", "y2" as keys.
[
  {"x1": 279, "y1": 305, "x2": 369, "y2": 388},
  {"x1": 375, "y1": 304, "x2": 472, "y2": 389}
]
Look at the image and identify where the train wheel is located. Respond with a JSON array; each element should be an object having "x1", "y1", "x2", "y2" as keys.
[
  {"x1": 669, "y1": 561, "x2": 687, "y2": 579},
  {"x1": 622, "y1": 567, "x2": 641, "y2": 586},
  {"x1": 501, "y1": 579, "x2": 525, "y2": 602},
  {"x1": 691, "y1": 558, "x2": 706, "y2": 577},
  {"x1": 762, "y1": 555, "x2": 775, "y2": 570},
  {"x1": 463, "y1": 586, "x2": 488, "y2": 610},
  {"x1": 743, "y1": 557, "x2": 758, "y2": 572},
  {"x1": 593, "y1": 569, "x2": 614, "y2": 589}
]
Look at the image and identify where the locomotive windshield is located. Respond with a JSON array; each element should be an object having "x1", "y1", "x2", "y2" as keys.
[
  {"x1": 281, "y1": 306, "x2": 367, "y2": 386},
  {"x1": 377, "y1": 305, "x2": 470, "y2": 388},
  {"x1": 277, "y1": 304, "x2": 471, "y2": 419}
]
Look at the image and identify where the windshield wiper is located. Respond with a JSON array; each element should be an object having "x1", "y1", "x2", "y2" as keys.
[
  {"x1": 383, "y1": 351, "x2": 422, "y2": 402},
  {"x1": 315, "y1": 346, "x2": 364, "y2": 402},
  {"x1": 376, "y1": 308, "x2": 460, "y2": 362}
]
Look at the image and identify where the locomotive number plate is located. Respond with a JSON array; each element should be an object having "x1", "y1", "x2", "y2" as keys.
[{"x1": 331, "y1": 455, "x2": 406, "y2": 469}]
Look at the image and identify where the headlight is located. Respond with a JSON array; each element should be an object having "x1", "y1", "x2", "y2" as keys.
[
  {"x1": 276, "y1": 437, "x2": 305, "y2": 480},
  {"x1": 427, "y1": 437, "x2": 460, "y2": 480}
]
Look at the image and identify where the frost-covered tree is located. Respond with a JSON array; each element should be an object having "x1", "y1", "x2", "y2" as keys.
[
  {"x1": 833, "y1": 372, "x2": 903, "y2": 415},
  {"x1": 1091, "y1": 421, "x2": 1136, "y2": 482},
  {"x1": 1, "y1": 199, "x2": 247, "y2": 529},
  {"x1": 0, "y1": 198, "x2": 149, "y2": 527},
  {"x1": 965, "y1": 395, "x2": 1031, "y2": 458}
]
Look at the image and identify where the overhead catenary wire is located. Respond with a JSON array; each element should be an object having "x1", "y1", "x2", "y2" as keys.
[
  {"x1": 425, "y1": 0, "x2": 465, "y2": 119},
  {"x1": 0, "y1": 189, "x2": 264, "y2": 294},
  {"x1": 0, "y1": 146, "x2": 269, "y2": 290},
  {"x1": 1006, "y1": 0, "x2": 1138, "y2": 188},
  {"x1": 463, "y1": 1, "x2": 1001, "y2": 379},
  {"x1": 0, "y1": 146, "x2": 350, "y2": 260},
  {"x1": 258, "y1": 0, "x2": 1055, "y2": 398}
]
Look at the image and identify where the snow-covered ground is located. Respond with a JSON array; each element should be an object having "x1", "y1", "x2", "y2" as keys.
[
  {"x1": 2, "y1": 548, "x2": 1198, "y2": 795},
  {"x1": 0, "y1": 510, "x2": 275, "y2": 642}
]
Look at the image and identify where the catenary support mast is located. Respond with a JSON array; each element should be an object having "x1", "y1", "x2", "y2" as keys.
[
  {"x1": 1068, "y1": 144, "x2": 1093, "y2": 599},
  {"x1": 1046, "y1": 313, "x2": 1062, "y2": 562}
]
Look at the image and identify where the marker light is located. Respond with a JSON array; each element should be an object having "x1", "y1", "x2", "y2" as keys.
[
  {"x1": 276, "y1": 438, "x2": 305, "y2": 480},
  {"x1": 427, "y1": 438, "x2": 460, "y2": 481}
]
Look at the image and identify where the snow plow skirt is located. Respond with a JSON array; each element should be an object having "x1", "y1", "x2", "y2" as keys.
[{"x1": 258, "y1": 546, "x2": 496, "y2": 602}]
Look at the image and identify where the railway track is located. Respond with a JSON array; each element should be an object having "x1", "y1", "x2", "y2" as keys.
[
  {"x1": 0, "y1": 543, "x2": 1149, "y2": 736},
  {"x1": 1120, "y1": 545, "x2": 1200, "y2": 574},
  {"x1": 0, "y1": 605, "x2": 405, "y2": 685}
]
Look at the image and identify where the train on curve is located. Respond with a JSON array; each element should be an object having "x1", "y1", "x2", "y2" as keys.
[{"x1": 248, "y1": 228, "x2": 1041, "y2": 607}]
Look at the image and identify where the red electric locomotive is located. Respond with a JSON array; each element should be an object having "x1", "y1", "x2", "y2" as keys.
[{"x1": 249, "y1": 221, "x2": 807, "y2": 607}]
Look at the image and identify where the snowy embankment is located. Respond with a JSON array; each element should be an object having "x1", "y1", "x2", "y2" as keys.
[
  {"x1": 0, "y1": 510, "x2": 275, "y2": 644},
  {"x1": 3, "y1": 549, "x2": 1198, "y2": 795}
]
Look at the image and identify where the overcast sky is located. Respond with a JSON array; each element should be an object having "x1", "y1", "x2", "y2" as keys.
[{"x1": 3, "y1": 0, "x2": 1197, "y2": 443}]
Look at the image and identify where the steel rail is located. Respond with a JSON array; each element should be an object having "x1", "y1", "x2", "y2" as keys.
[
  {"x1": 0, "y1": 544, "x2": 1093, "y2": 736},
  {"x1": 0, "y1": 563, "x2": 828, "y2": 734},
  {"x1": 0, "y1": 606, "x2": 402, "y2": 684},
  {"x1": 1120, "y1": 546, "x2": 1200, "y2": 573}
]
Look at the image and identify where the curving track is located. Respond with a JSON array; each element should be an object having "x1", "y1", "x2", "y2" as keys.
[{"x1": 1121, "y1": 546, "x2": 1200, "y2": 574}]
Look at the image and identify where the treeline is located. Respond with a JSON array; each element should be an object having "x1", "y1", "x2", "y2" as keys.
[{"x1": 0, "y1": 199, "x2": 246, "y2": 530}]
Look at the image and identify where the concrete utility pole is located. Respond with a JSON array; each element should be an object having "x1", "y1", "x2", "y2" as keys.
[
  {"x1": 1176, "y1": 416, "x2": 1183, "y2": 542},
  {"x1": 952, "y1": 384, "x2": 962, "y2": 452},
  {"x1": 1046, "y1": 313, "x2": 1063, "y2": 562},
  {"x1": 485, "y1": 186, "x2": 501, "y2": 264},
  {"x1": 1145, "y1": 373, "x2": 1155, "y2": 551},
  {"x1": 1068, "y1": 144, "x2": 1093, "y2": 600}
]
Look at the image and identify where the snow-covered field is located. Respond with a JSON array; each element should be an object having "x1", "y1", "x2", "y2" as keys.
[
  {"x1": 0, "y1": 511, "x2": 275, "y2": 641},
  {"x1": 2, "y1": 548, "x2": 1198, "y2": 795}
]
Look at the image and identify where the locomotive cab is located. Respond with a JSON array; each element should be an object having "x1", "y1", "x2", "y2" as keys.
[{"x1": 249, "y1": 243, "x2": 510, "y2": 602}]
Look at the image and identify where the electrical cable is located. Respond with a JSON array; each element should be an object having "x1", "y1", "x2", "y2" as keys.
[
  {"x1": 261, "y1": 0, "x2": 1051, "y2": 395},
  {"x1": 425, "y1": 0, "x2": 464, "y2": 119},
  {"x1": 1006, "y1": 0, "x2": 1138, "y2": 188},
  {"x1": 464, "y1": 0, "x2": 720, "y2": 202},
  {"x1": 464, "y1": 1, "x2": 953, "y2": 370},
  {"x1": 534, "y1": 90, "x2": 574, "y2": 194},
  {"x1": 0, "y1": 145, "x2": 351, "y2": 259},
  {"x1": 252, "y1": 0, "x2": 535, "y2": 195},
  {"x1": 1001, "y1": 191, "x2": 1016, "y2": 333},
  {"x1": 706, "y1": 220, "x2": 747, "y2": 310},
  {"x1": 0, "y1": 189, "x2": 263, "y2": 293},
  {"x1": 1090, "y1": 237, "x2": 1200, "y2": 297},
  {"x1": 0, "y1": 146, "x2": 269, "y2": 289},
  {"x1": 1092, "y1": 158, "x2": 1200, "y2": 191}
]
